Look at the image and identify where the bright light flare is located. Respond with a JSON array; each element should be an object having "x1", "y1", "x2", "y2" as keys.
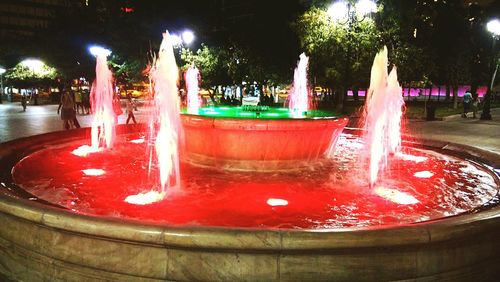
[
  {"x1": 129, "y1": 138, "x2": 145, "y2": 144},
  {"x1": 355, "y1": 0, "x2": 377, "y2": 17},
  {"x1": 72, "y1": 145, "x2": 101, "y2": 157},
  {"x1": 414, "y1": 171, "x2": 434, "y2": 178},
  {"x1": 327, "y1": 1, "x2": 348, "y2": 21},
  {"x1": 82, "y1": 169, "x2": 105, "y2": 176},
  {"x1": 374, "y1": 186, "x2": 419, "y2": 205},
  {"x1": 267, "y1": 198, "x2": 288, "y2": 207},
  {"x1": 0, "y1": 67, "x2": 6, "y2": 75},
  {"x1": 170, "y1": 34, "x2": 183, "y2": 46},
  {"x1": 396, "y1": 152, "x2": 428, "y2": 163},
  {"x1": 89, "y1": 46, "x2": 112, "y2": 57},
  {"x1": 182, "y1": 30, "x2": 195, "y2": 45},
  {"x1": 20, "y1": 59, "x2": 45, "y2": 74},
  {"x1": 125, "y1": 191, "x2": 165, "y2": 205},
  {"x1": 486, "y1": 19, "x2": 500, "y2": 36}
]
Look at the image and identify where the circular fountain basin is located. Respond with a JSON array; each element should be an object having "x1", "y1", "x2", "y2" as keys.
[
  {"x1": 0, "y1": 126, "x2": 499, "y2": 281},
  {"x1": 181, "y1": 106, "x2": 348, "y2": 170}
]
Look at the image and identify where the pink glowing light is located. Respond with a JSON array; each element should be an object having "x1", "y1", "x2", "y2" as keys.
[
  {"x1": 82, "y1": 169, "x2": 105, "y2": 176},
  {"x1": 72, "y1": 145, "x2": 101, "y2": 157},
  {"x1": 185, "y1": 65, "x2": 201, "y2": 114},
  {"x1": 374, "y1": 186, "x2": 419, "y2": 205},
  {"x1": 363, "y1": 46, "x2": 404, "y2": 186},
  {"x1": 267, "y1": 198, "x2": 288, "y2": 207},
  {"x1": 414, "y1": 171, "x2": 434, "y2": 178},
  {"x1": 289, "y1": 53, "x2": 309, "y2": 115}
]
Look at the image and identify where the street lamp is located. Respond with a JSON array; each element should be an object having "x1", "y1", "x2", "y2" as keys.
[
  {"x1": 480, "y1": 18, "x2": 500, "y2": 120},
  {"x1": 0, "y1": 67, "x2": 5, "y2": 104},
  {"x1": 20, "y1": 59, "x2": 45, "y2": 74},
  {"x1": 89, "y1": 46, "x2": 112, "y2": 57},
  {"x1": 327, "y1": 0, "x2": 376, "y2": 22},
  {"x1": 326, "y1": 0, "x2": 377, "y2": 107},
  {"x1": 181, "y1": 30, "x2": 195, "y2": 46},
  {"x1": 170, "y1": 30, "x2": 195, "y2": 47}
]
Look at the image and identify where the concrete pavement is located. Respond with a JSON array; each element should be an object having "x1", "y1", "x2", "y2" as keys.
[
  {"x1": 406, "y1": 107, "x2": 500, "y2": 154},
  {"x1": 1, "y1": 101, "x2": 499, "y2": 154}
]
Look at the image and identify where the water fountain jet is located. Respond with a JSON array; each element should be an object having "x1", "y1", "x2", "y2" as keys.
[{"x1": 362, "y1": 46, "x2": 404, "y2": 186}]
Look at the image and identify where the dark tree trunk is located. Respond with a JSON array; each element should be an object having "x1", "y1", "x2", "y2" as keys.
[{"x1": 453, "y1": 83, "x2": 459, "y2": 109}]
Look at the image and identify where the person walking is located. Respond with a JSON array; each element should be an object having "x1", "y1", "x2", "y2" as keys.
[
  {"x1": 125, "y1": 95, "x2": 137, "y2": 124},
  {"x1": 21, "y1": 94, "x2": 27, "y2": 112},
  {"x1": 113, "y1": 94, "x2": 123, "y2": 124},
  {"x1": 462, "y1": 90, "x2": 472, "y2": 118},
  {"x1": 57, "y1": 89, "x2": 77, "y2": 130},
  {"x1": 74, "y1": 90, "x2": 83, "y2": 114}
]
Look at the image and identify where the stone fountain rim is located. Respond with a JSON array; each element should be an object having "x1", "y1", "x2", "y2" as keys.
[{"x1": 0, "y1": 127, "x2": 499, "y2": 251}]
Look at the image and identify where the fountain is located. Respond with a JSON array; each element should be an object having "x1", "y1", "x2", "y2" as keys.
[
  {"x1": 362, "y1": 46, "x2": 405, "y2": 186},
  {"x1": 71, "y1": 47, "x2": 116, "y2": 157},
  {"x1": 0, "y1": 43, "x2": 499, "y2": 282},
  {"x1": 125, "y1": 31, "x2": 182, "y2": 205},
  {"x1": 289, "y1": 52, "x2": 310, "y2": 115},
  {"x1": 185, "y1": 64, "x2": 201, "y2": 114},
  {"x1": 181, "y1": 52, "x2": 347, "y2": 171}
]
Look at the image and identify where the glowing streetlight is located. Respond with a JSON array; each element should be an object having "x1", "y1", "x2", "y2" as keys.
[
  {"x1": 20, "y1": 59, "x2": 45, "y2": 73},
  {"x1": 88, "y1": 45, "x2": 112, "y2": 57},
  {"x1": 487, "y1": 19, "x2": 500, "y2": 36},
  {"x1": 181, "y1": 30, "x2": 195, "y2": 45},
  {"x1": 327, "y1": 1, "x2": 348, "y2": 22},
  {"x1": 480, "y1": 18, "x2": 500, "y2": 120},
  {"x1": 328, "y1": 0, "x2": 376, "y2": 22},
  {"x1": 355, "y1": 0, "x2": 377, "y2": 17}
]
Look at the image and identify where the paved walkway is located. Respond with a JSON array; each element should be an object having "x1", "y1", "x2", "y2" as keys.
[
  {"x1": 407, "y1": 107, "x2": 500, "y2": 154},
  {"x1": 1, "y1": 101, "x2": 499, "y2": 154},
  {"x1": 0, "y1": 101, "x2": 151, "y2": 143}
]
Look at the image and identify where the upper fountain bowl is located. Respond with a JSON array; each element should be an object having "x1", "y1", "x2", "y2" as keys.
[{"x1": 180, "y1": 106, "x2": 348, "y2": 171}]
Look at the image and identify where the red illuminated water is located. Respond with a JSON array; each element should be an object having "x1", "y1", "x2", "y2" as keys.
[{"x1": 12, "y1": 133, "x2": 499, "y2": 229}]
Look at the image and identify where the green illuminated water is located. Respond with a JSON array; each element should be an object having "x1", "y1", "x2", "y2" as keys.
[{"x1": 181, "y1": 106, "x2": 339, "y2": 119}]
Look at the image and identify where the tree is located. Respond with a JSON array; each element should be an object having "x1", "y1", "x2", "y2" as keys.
[
  {"x1": 180, "y1": 44, "x2": 231, "y2": 95},
  {"x1": 109, "y1": 55, "x2": 147, "y2": 92},
  {"x1": 294, "y1": 5, "x2": 381, "y2": 109},
  {"x1": 5, "y1": 61, "x2": 58, "y2": 89}
]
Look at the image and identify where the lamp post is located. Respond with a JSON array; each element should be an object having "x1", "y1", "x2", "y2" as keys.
[
  {"x1": 480, "y1": 19, "x2": 500, "y2": 120},
  {"x1": 327, "y1": 0, "x2": 377, "y2": 108},
  {"x1": 0, "y1": 67, "x2": 5, "y2": 104}
]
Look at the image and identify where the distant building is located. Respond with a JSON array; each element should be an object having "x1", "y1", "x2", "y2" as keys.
[{"x1": 0, "y1": 0, "x2": 85, "y2": 41}]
